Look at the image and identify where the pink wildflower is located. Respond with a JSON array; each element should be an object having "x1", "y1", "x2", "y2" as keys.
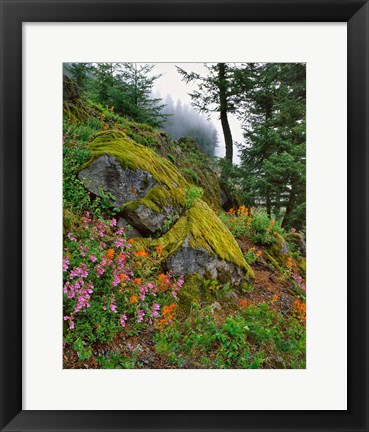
[
  {"x1": 115, "y1": 237, "x2": 125, "y2": 249},
  {"x1": 120, "y1": 314, "x2": 127, "y2": 327},
  {"x1": 137, "y1": 309, "x2": 145, "y2": 323},
  {"x1": 152, "y1": 303, "x2": 160, "y2": 317},
  {"x1": 67, "y1": 232, "x2": 77, "y2": 242},
  {"x1": 63, "y1": 257, "x2": 69, "y2": 272}
]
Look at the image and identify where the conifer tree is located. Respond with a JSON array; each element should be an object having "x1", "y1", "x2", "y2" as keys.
[
  {"x1": 238, "y1": 63, "x2": 306, "y2": 229},
  {"x1": 177, "y1": 63, "x2": 240, "y2": 163}
]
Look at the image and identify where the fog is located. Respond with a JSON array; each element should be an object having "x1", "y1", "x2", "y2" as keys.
[{"x1": 151, "y1": 63, "x2": 243, "y2": 164}]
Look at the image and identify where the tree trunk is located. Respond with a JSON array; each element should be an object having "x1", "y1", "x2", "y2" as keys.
[
  {"x1": 266, "y1": 192, "x2": 271, "y2": 217},
  {"x1": 282, "y1": 187, "x2": 296, "y2": 228},
  {"x1": 218, "y1": 63, "x2": 233, "y2": 163}
]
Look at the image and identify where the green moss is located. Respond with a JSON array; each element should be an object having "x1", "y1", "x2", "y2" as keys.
[
  {"x1": 82, "y1": 130, "x2": 189, "y2": 191},
  {"x1": 121, "y1": 186, "x2": 186, "y2": 215},
  {"x1": 178, "y1": 274, "x2": 202, "y2": 313},
  {"x1": 264, "y1": 251, "x2": 282, "y2": 272},
  {"x1": 268, "y1": 232, "x2": 290, "y2": 267},
  {"x1": 136, "y1": 199, "x2": 254, "y2": 280},
  {"x1": 63, "y1": 100, "x2": 91, "y2": 124},
  {"x1": 298, "y1": 257, "x2": 306, "y2": 278},
  {"x1": 178, "y1": 274, "x2": 216, "y2": 313}
]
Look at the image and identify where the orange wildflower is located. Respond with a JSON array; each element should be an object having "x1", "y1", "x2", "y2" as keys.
[
  {"x1": 134, "y1": 278, "x2": 142, "y2": 285},
  {"x1": 128, "y1": 239, "x2": 135, "y2": 244},
  {"x1": 240, "y1": 299, "x2": 248, "y2": 307},
  {"x1": 158, "y1": 273, "x2": 168, "y2": 290},
  {"x1": 106, "y1": 248, "x2": 115, "y2": 259},
  {"x1": 119, "y1": 273, "x2": 127, "y2": 281},
  {"x1": 157, "y1": 303, "x2": 177, "y2": 329},
  {"x1": 134, "y1": 250, "x2": 148, "y2": 258},
  {"x1": 156, "y1": 245, "x2": 163, "y2": 255},
  {"x1": 256, "y1": 250, "x2": 262, "y2": 257},
  {"x1": 130, "y1": 295, "x2": 139, "y2": 304},
  {"x1": 293, "y1": 299, "x2": 306, "y2": 322}
]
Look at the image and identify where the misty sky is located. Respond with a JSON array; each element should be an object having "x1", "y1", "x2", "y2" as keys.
[{"x1": 150, "y1": 63, "x2": 243, "y2": 164}]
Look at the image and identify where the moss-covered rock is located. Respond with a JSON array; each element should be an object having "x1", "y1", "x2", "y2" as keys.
[
  {"x1": 285, "y1": 232, "x2": 306, "y2": 257},
  {"x1": 297, "y1": 256, "x2": 306, "y2": 278},
  {"x1": 78, "y1": 130, "x2": 253, "y2": 285},
  {"x1": 78, "y1": 130, "x2": 190, "y2": 234},
  {"x1": 82, "y1": 130, "x2": 188, "y2": 188},
  {"x1": 121, "y1": 186, "x2": 185, "y2": 235},
  {"x1": 136, "y1": 200, "x2": 254, "y2": 286},
  {"x1": 177, "y1": 274, "x2": 216, "y2": 314},
  {"x1": 268, "y1": 233, "x2": 290, "y2": 267}
]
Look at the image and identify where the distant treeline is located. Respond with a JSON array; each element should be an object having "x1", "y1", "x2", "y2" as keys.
[{"x1": 161, "y1": 95, "x2": 218, "y2": 156}]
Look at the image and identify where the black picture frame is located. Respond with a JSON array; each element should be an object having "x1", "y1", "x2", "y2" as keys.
[{"x1": 1, "y1": 1, "x2": 368, "y2": 431}]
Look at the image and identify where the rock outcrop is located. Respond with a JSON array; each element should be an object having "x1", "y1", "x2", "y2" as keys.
[
  {"x1": 79, "y1": 154, "x2": 157, "y2": 207},
  {"x1": 79, "y1": 130, "x2": 254, "y2": 286}
]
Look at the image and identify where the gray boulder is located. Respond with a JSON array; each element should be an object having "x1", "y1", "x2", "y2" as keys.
[
  {"x1": 78, "y1": 155, "x2": 156, "y2": 207},
  {"x1": 117, "y1": 217, "x2": 143, "y2": 239},
  {"x1": 163, "y1": 236, "x2": 250, "y2": 285},
  {"x1": 123, "y1": 202, "x2": 181, "y2": 236}
]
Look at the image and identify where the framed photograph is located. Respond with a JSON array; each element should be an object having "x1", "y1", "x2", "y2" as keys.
[{"x1": 1, "y1": 0, "x2": 368, "y2": 431}]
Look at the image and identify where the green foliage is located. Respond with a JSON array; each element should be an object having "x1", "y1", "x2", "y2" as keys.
[
  {"x1": 155, "y1": 302, "x2": 305, "y2": 368},
  {"x1": 65, "y1": 62, "x2": 93, "y2": 91},
  {"x1": 86, "y1": 63, "x2": 167, "y2": 128},
  {"x1": 219, "y1": 206, "x2": 283, "y2": 245},
  {"x1": 73, "y1": 338, "x2": 93, "y2": 361},
  {"x1": 237, "y1": 63, "x2": 306, "y2": 230},
  {"x1": 63, "y1": 213, "x2": 186, "y2": 367},
  {"x1": 63, "y1": 122, "x2": 119, "y2": 218},
  {"x1": 167, "y1": 153, "x2": 176, "y2": 163},
  {"x1": 63, "y1": 145, "x2": 92, "y2": 214},
  {"x1": 96, "y1": 348, "x2": 141, "y2": 369},
  {"x1": 184, "y1": 185, "x2": 203, "y2": 208},
  {"x1": 182, "y1": 168, "x2": 200, "y2": 183},
  {"x1": 244, "y1": 248, "x2": 258, "y2": 265}
]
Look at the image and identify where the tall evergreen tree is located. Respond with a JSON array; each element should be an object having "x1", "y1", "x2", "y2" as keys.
[
  {"x1": 177, "y1": 63, "x2": 241, "y2": 163},
  {"x1": 87, "y1": 63, "x2": 167, "y2": 128},
  {"x1": 114, "y1": 63, "x2": 167, "y2": 128},
  {"x1": 65, "y1": 62, "x2": 93, "y2": 91},
  {"x1": 238, "y1": 63, "x2": 306, "y2": 229}
]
